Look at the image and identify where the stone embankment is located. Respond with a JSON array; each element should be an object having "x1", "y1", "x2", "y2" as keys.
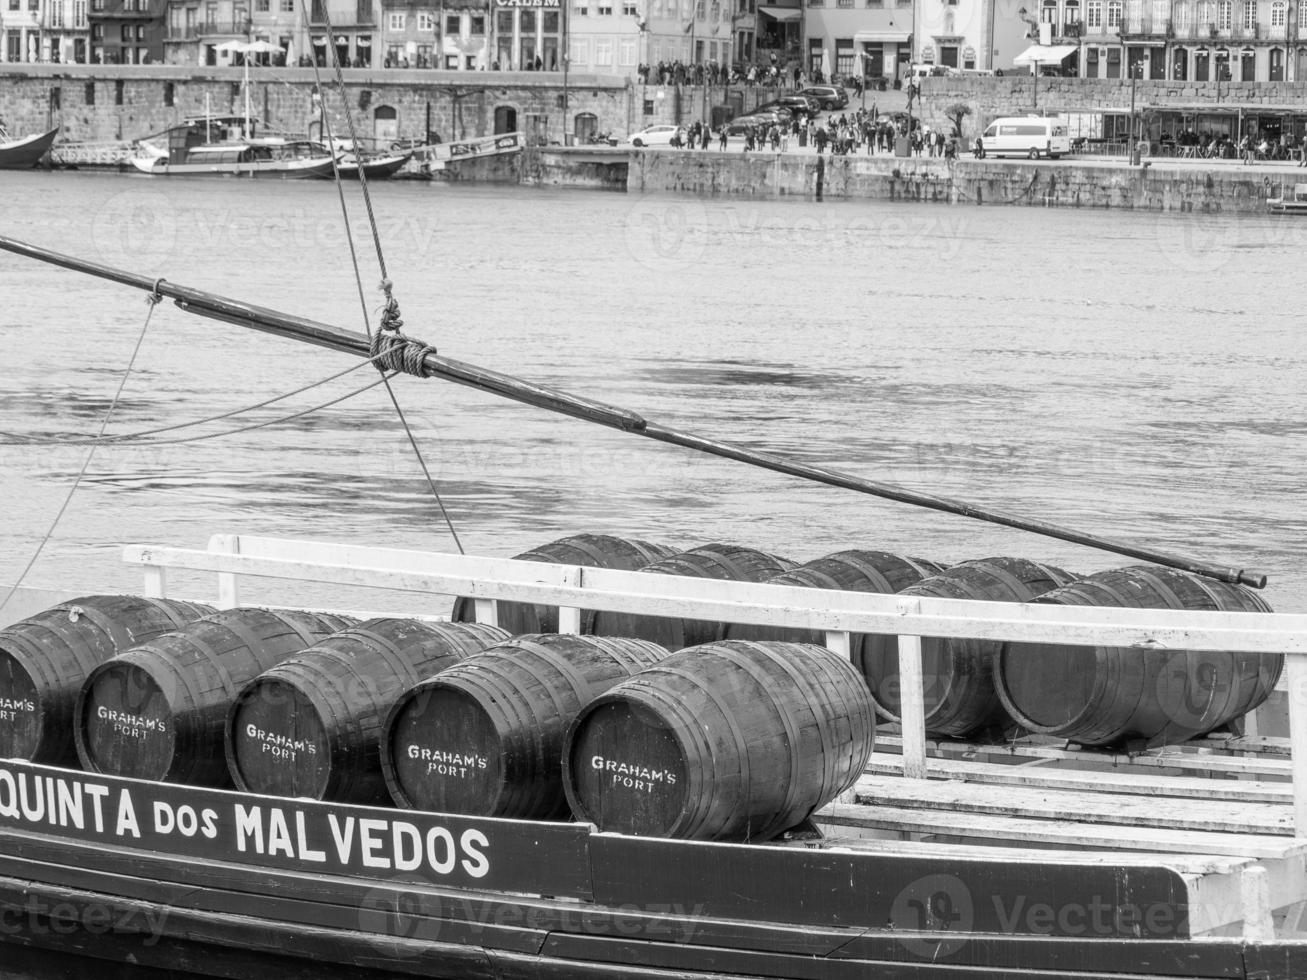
[{"x1": 621, "y1": 150, "x2": 1291, "y2": 213}]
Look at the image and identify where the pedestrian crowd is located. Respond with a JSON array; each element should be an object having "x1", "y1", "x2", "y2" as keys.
[{"x1": 664, "y1": 108, "x2": 960, "y2": 158}]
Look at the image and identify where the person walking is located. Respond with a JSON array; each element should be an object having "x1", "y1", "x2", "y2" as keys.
[{"x1": 719, "y1": 126, "x2": 728, "y2": 151}]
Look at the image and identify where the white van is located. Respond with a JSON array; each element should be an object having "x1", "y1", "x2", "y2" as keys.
[{"x1": 976, "y1": 115, "x2": 1071, "y2": 159}]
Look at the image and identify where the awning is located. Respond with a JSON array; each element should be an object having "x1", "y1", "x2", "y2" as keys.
[
  {"x1": 1013, "y1": 43, "x2": 1078, "y2": 64},
  {"x1": 757, "y1": 6, "x2": 802, "y2": 20},
  {"x1": 854, "y1": 30, "x2": 911, "y2": 43}
]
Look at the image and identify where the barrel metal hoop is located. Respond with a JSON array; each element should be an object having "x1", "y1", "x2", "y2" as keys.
[{"x1": 60, "y1": 601, "x2": 135, "y2": 653}]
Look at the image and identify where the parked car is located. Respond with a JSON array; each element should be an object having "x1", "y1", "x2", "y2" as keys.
[
  {"x1": 799, "y1": 85, "x2": 847, "y2": 110},
  {"x1": 725, "y1": 111, "x2": 789, "y2": 136},
  {"x1": 759, "y1": 95, "x2": 819, "y2": 115},
  {"x1": 750, "y1": 102, "x2": 795, "y2": 121},
  {"x1": 625, "y1": 125, "x2": 684, "y2": 147}
]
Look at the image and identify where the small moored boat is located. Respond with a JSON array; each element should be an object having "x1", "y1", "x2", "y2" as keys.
[
  {"x1": 0, "y1": 126, "x2": 59, "y2": 169},
  {"x1": 1267, "y1": 182, "x2": 1307, "y2": 214}
]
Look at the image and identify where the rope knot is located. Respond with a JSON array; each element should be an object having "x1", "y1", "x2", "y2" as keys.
[{"x1": 370, "y1": 325, "x2": 435, "y2": 378}]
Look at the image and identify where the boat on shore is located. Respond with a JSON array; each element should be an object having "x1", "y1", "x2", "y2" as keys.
[{"x1": 0, "y1": 126, "x2": 59, "y2": 169}]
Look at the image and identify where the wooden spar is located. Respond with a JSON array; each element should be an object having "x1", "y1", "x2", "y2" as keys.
[{"x1": 0, "y1": 234, "x2": 1267, "y2": 589}]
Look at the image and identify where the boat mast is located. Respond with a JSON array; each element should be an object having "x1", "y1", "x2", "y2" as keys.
[{"x1": 0, "y1": 235, "x2": 1269, "y2": 590}]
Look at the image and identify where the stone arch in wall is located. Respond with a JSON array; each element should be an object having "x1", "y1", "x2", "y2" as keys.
[{"x1": 494, "y1": 105, "x2": 518, "y2": 134}]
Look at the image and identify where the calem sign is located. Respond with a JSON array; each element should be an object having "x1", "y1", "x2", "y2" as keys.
[{"x1": 0, "y1": 761, "x2": 592, "y2": 897}]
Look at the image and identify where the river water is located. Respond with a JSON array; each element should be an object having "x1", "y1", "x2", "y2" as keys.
[{"x1": 1, "y1": 170, "x2": 1304, "y2": 613}]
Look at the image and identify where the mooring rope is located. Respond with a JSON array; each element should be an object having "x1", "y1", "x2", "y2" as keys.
[{"x1": 0, "y1": 283, "x2": 163, "y2": 617}]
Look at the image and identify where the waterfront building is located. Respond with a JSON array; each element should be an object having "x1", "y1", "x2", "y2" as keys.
[
  {"x1": 4, "y1": 0, "x2": 91, "y2": 61},
  {"x1": 566, "y1": 0, "x2": 730, "y2": 77},
  {"x1": 89, "y1": 0, "x2": 163, "y2": 62}
]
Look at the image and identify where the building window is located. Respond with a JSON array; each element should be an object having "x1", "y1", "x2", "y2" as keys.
[
  {"x1": 1107, "y1": 0, "x2": 1122, "y2": 23},
  {"x1": 1272, "y1": 0, "x2": 1285, "y2": 22},
  {"x1": 573, "y1": 0, "x2": 587, "y2": 12},
  {"x1": 115, "y1": 78, "x2": 124, "y2": 103},
  {"x1": 1242, "y1": 0, "x2": 1256, "y2": 25},
  {"x1": 1217, "y1": 0, "x2": 1231, "y2": 26},
  {"x1": 835, "y1": 37, "x2": 854, "y2": 71},
  {"x1": 120, "y1": 24, "x2": 132, "y2": 40},
  {"x1": 387, "y1": 11, "x2": 404, "y2": 29},
  {"x1": 470, "y1": 14, "x2": 484, "y2": 32},
  {"x1": 5, "y1": 0, "x2": 16, "y2": 10},
  {"x1": 255, "y1": 0, "x2": 268, "y2": 10},
  {"x1": 85, "y1": 79, "x2": 96, "y2": 102},
  {"x1": 594, "y1": 37, "x2": 612, "y2": 62},
  {"x1": 807, "y1": 0, "x2": 822, "y2": 7},
  {"x1": 569, "y1": 36, "x2": 587, "y2": 61},
  {"x1": 866, "y1": 0, "x2": 883, "y2": 7},
  {"x1": 622, "y1": 0, "x2": 636, "y2": 11},
  {"x1": 415, "y1": 11, "x2": 432, "y2": 29},
  {"x1": 444, "y1": 13, "x2": 458, "y2": 33},
  {"x1": 597, "y1": 0, "x2": 611, "y2": 11},
  {"x1": 136, "y1": 23, "x2": 146, "y2": 37},
  {"x1": 1174, "y1": 2, "x2": 1189, "y2": 26},
  {"x1": 620, "y1": 35, "x2": 636, "y2": 61},
  {"x1": 164, "y1": 80, "x2": 174, "y2": 104}
]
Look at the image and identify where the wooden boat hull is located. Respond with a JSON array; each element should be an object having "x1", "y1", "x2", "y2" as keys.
[
  {"x1": 0, "y1": 754, "x2": 1297, "y2": 980},
  {"x1": 130, "y1": 156, "x2": 338, "y2": 179},
  {"x1": 334, "y1": 152, "x2": 413, "y2": 180},
  {"x1": 0, "y1": 128, "x2": 59, "y2": 169}
]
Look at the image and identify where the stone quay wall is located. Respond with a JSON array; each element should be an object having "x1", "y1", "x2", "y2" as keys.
[
  {"x1": 5, "y1": 64, "x2": 1307, "y2": 148},
  {"x1": 627, "y1": 151, "x2": 1287, "y2": 213},
  {"x1": 0, "y1": 63, "x2": 634, "y2": 146}
]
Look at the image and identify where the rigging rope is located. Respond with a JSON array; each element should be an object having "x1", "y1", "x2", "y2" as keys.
[
  {"x1": 299, "y1": 3, "x2": 465, "y2": 555},
  {"x1": 0, "y1": 284, "x2": 162, "y2": 618}
]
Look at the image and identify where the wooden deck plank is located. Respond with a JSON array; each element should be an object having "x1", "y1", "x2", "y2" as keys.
[
  {"x1": 864, "y1": 755, "x2": 1294, "y2": 803},
  {"x1": 873, "y1": 734, "x2": 1295, "y2": 778},
  {"x1": 816, "y1": 801, "x2": 1307, "y2": 858},
  {"x1": 850, "y1": 774, "x2": 1296, "y2": 836}
]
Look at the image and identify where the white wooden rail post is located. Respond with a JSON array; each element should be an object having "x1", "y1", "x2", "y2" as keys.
[
  {"x1": 474, "y1": 598, "x2": 499, "y2": 628},
  {"x1": 556, "y1": 566, "x2": 583, "y2": 635},
  {"x1": 1287, "y1": 652, "x2": 1307, "y2": 837},
  {"x1": 210, "y1": 534, "x2": 241, "y2": 609},
  {"x1": 896, "y1": 596, "x2": 928, "y2": 780},
  {"x1": 824, "y1": 630, "x2": 852, "y2": 659},
  {"x1": 141, "y1": 558, "x2": 167, "y2": 599}
]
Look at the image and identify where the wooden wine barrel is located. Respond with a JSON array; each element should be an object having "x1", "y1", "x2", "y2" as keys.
[
  {"x1": 564, "y1": 639, "x2": 874, "y2": 842},
  {"x1": 589, "y1": 544, "x2": 797, "y2": 650},
  {"x1": 724, "y1": 550, "x2": 947, "y2": 645},
  {"x1": 995, "y1": 565, "x2": 1279, "y2": 748},
  {"x1": 0, "y1": 595, "x2": 214, "y2": 766},
  {"x1": 451, "y1": 534, "x2": 677, "y2": 634},
  {"x1": 75, "y1": 608, "x2": 356, "y2": 786},
  {"x1": 382, "y1": 633, "x2": 668, "y2": 818},
  {"x1": 860, "y1": 557, "x2": 1076, "y2": 739},
  {"x1": 225, "y1": 619, "x2": 508, "y2": 805}
]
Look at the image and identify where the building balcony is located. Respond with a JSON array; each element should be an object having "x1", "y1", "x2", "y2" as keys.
[
  {"x1": 1119, "y1": 15, "x2": 1169, "y2": 36},
  {"x1": 164, "y1": 24, "x2": 199, "y2": 37}
]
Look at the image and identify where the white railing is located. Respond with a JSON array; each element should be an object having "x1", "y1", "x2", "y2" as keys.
[{"x1": 124, "y1": 533, "x2": 1307, "y2": 835}]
